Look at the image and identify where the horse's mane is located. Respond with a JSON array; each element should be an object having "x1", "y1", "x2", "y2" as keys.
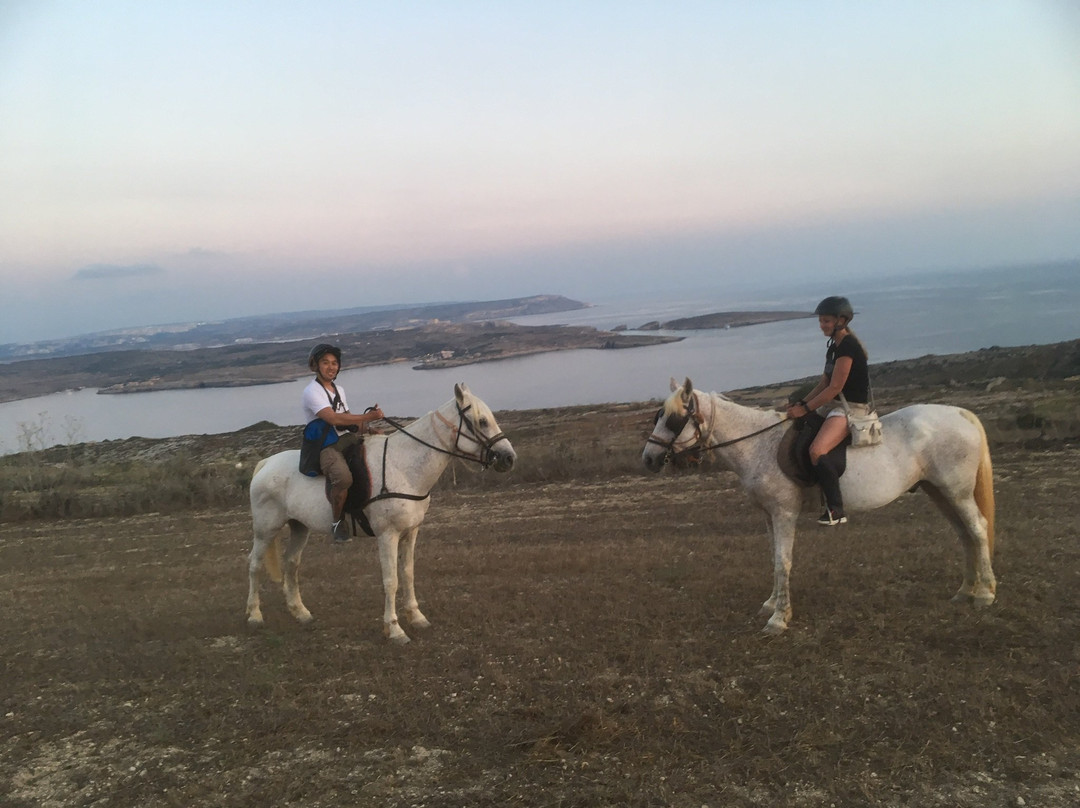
[
  {"x1": 663, "y1": 390, "x2": 686, "y2": 417},
  {"x1": 664, "y1": 389, "x2": 734, "y2": 418}
]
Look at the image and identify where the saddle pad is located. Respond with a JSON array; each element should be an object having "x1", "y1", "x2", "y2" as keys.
[{"x1": 777, "y1": 422, "x2": 816, "y2": 487}]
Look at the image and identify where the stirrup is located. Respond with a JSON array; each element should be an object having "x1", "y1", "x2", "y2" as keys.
[{"x1": 817, "y1": 509, "x2": 847, "y2": 526}]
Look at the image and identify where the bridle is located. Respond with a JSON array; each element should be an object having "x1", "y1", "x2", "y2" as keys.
[
  {"x1": 351, "y1": 402, "x2": 508, "y2": 519},
  {"x1": 381, "y1": 401, "x2": 508, "y2": 470},
  {"x1": 647, "y1": 392, "x2": 789, "y2": 464}
]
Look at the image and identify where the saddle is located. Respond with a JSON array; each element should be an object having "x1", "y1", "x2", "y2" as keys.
[
  {"x1": 323, "y1": 440, "x2": 377, "y2": 537},
  {"x1": 777, "y1": 413, "x2": 848, "y2": 487}
]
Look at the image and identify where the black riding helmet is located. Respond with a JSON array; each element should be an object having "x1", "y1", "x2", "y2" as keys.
[
  {"x1": 814, "y1": 296, "x2": 854, "y2": 322},
  {"x1": 308, "y1": 343, "x2": 341, "y2": 371}
]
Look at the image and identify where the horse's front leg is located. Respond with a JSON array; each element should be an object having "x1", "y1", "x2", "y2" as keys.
[
  {"x1": 399, "y1": 526, "x2": 430, "y2": 631},
  {"x1": 758, "y1": 512, "x2": 779, "y2": 618},
  {"x1": 761, "y1": 509, "x2": 798, "y2": 635},
  {"x1": 377, "y1": 530, "x2": 410, "y2": 644}
]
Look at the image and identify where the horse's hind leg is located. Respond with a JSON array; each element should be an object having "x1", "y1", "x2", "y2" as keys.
[
  {"x1": 923, "y1": 484, "x2": 996, "y2": 607},
  {"x1": 282, "y1": 520, "x2": 314, "y2": 624},
  {"x1": 400, "y1": 526, "x2": 430, "y2": 631},
  {"x1": 247, "y1": 527, "x2": 275, "y2": 628}
]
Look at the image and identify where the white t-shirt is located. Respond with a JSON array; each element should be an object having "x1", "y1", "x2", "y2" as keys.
[{"x1": 302, "y1": 378, "x2": 350, "y2": 435}]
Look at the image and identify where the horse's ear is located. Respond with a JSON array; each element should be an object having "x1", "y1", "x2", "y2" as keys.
[
  {"x1": 682, "y1": 378, "x2": 693, "y2": 400},
  {"x1": 669, "y1": 377, "x2": 679, "y2": 392},
  {"x1": 455, "y1": 382, "x2": 469, "y2": 404}
]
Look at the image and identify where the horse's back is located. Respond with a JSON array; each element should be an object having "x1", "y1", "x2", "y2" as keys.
[{"x1": 884, "y1": 403, "x2": 984, "y2": 445}]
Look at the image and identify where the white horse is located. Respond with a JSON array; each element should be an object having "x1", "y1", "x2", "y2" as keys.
[
  {"x1": 247, "y1": 383, "x2": 516, "y2": 643},
  {"x1": 642, "y1": 377, "x2": 996, "y2": 635}
]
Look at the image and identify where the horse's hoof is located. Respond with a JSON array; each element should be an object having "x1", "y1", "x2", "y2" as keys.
[
  {"x1": 295, "y1": 611, "x2": 314, "y2": 624},
  {"x1": 762, "y1": 619, "x2": 788, "y2": 636},
  {"x1": 408, "y1": 613, "x2": 431, "y2": 630},
  {"x1": 973, "y1": 593, "x2": 996, "y2": 608},
  {"x1": 246, "y1": 616, "x2": 264, "y2": 630},
  {"x1": 950, "y1": 592, "x2": 974, "y2": 605},
  {"x1": 384, "y1": 620, "x2": 411, "y2": 644}
]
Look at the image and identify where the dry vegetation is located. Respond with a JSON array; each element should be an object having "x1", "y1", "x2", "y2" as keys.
[{"x1": 2, "y1": 345, "x2": 1079, "y2": 806}]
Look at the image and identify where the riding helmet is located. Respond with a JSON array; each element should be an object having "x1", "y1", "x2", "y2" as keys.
[
  {"x1": 308, "y1": 343, "x2": 341, "y2": 371},
  {"x1": 814, "y1": 296, "x2": 854, "y2": 321}
]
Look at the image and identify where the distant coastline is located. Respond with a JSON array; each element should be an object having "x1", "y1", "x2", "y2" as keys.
[{"x1": 0, "y1": 298, "x2": 811, "y2": 403}]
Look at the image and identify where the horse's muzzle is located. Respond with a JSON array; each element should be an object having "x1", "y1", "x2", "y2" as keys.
[
  {"x1": 641, "y1": 447, "x2": 667, "y2": 474},
  {"x1": 488, "y1": 443, "x2": 516, "y2": 473}
]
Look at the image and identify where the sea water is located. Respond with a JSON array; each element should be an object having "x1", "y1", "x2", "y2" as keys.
[{"x1": 1, "y1": 263, "x2": 1076, "y2": 453}]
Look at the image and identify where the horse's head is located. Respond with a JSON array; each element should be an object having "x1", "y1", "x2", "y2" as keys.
[
  {"x1": 642, "y1": 377, "x2": 702, "y2": 473},
  {"x1": 453, "y1": 383, "x2": 517, "y2": 472}
]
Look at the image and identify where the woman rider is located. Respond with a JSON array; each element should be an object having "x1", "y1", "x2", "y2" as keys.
[
  {"x1": 302, "y1": 344, "x2": 384, "y2": 543},
  {"x1": 784, "y1": 296, "x2": 871, "y2": 526}
]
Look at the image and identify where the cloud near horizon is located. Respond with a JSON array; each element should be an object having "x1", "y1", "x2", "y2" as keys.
[{"x1": 72, "y1": 263, "x2": 165, "y2": 281}]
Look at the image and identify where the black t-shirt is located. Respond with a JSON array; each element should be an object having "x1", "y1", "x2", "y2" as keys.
[{"x1": 824, "y1": 334, "x2": 870, "y2": 404}]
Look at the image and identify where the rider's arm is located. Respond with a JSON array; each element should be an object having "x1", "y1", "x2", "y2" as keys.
[
  {"x1": 315, "y1": 406, "x2": 385, "y2": 432},
  {"x1": 806, "y1": 356, "x2": 852, "y2": 409},
  {"x1": 786, "y1": 373, "x2": 829, "y2": 418}
]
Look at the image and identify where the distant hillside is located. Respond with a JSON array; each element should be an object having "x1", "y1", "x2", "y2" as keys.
[{"x1": 0, "y1": 295, "x2": 588, "y2": 362}]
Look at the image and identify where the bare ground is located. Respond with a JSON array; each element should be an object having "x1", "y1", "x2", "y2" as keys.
[{"x1": 3, "y1": 432, "x2": 1080, "y2": 806}]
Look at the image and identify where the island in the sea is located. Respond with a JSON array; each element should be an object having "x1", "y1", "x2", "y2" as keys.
[{"x1": 637, "y1": 310, "x2": 813, "y2": 330}]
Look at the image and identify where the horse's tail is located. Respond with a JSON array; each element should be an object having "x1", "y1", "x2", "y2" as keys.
[
  {"x1": 250, "y1": 457, "x2": 284, "y2": 582},
  {"x1": 961, "y1": 409, "x2": 995, "y2": 557}
]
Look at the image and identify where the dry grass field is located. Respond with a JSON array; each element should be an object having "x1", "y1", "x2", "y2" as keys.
[{"x1": 2, "y1": 356, "x2": 1079, "y2": 807}]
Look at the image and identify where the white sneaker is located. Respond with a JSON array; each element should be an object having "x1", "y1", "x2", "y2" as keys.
[{"x1": 332, "y1": 519, "x2": 352, "y2": 543}]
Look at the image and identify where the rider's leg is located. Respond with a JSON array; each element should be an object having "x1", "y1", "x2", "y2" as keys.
[
  {"x1": 320, "y1": 447, "x2": 354, "y2": 542},
  {"x1": 810, "y1": 415, "x2": 849, "y2": 522}
]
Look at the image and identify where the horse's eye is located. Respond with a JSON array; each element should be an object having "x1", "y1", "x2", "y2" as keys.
[{"x1": 479, "y1": 417, "x2": 489, "y2": 429}]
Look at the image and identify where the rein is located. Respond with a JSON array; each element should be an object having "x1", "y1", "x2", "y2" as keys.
[{"x1": 699, "y1": 418, "x2": 789, "y2": 451}]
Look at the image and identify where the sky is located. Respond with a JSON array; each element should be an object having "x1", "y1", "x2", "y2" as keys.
[{"x1": 1, "y1": 1, "x2": 1079, "y2": 344}]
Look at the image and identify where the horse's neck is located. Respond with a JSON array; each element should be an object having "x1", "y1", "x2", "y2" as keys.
[
  {"x1": 701, "y1": 392, "x2": 783, "y2": 466},
  {"x1": 381, "y1": 403, "x2": 457, "y2": 492}
]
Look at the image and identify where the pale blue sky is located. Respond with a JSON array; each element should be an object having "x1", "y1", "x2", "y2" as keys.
[{"x1": 1, "y1": 1, "x2": 1078, "y2": 342}]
